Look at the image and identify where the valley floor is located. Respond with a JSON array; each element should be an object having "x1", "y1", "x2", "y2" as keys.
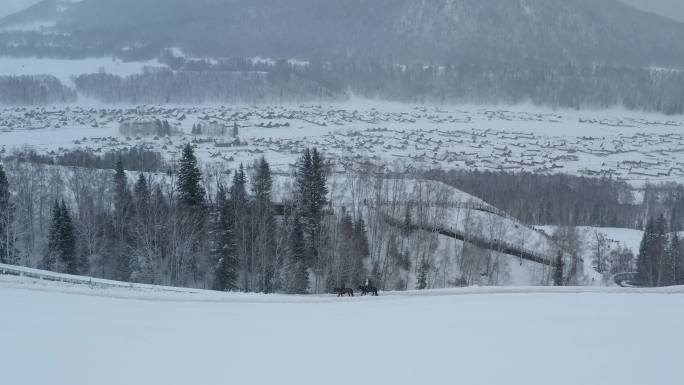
[{"x1": 1, "y1": 276, "x2": 682, "y2": 385}]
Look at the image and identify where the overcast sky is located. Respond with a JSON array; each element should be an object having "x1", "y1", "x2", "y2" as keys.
[
  {"x1": 0, "y1": 0, "x2": 41, "y2": 19},
  {"x1": 2, "y1": 0, "x2": 684, "y2": 23},
  {"x1": 619, "y1": 0, "x2": 684, "y2": 22}
]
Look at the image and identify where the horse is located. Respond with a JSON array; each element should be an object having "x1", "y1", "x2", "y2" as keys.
[
  {"x1": 335, "y1": 287, "x2": 354, "y2": 297},
  {"x1": 357, "y1": 285, "x2": 378, "y2": 296}
]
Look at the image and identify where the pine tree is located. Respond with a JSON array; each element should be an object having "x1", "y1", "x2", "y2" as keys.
[
  {"x1": 59, "y1": 201, "x2": 77, "y2": 274},
  {"x1": 295, "y1": 147, "x2": 329, "y2": 217},
  {"x1": 229, "y1": 164, "x2": 249, "y2": 232},
  {"x1": 637, "y1": 218, "x2": 655, "y2": 287},
  {"x1": 0, "y1": 164, "x2": 17, "y2": 265},
  {"x1": 351, "y1": 216, "x2": 370, "y2": 287},
  {"x1": 553, "y1": 251, "x2": 564, "y2": 286},
  {"x1": 252, "y1": 157, "x2": 272, "y2": 205},
  {"x1": 296, "y1": 148, "x2": 313, "y2": 214},
  {"x1": 309, "y1": 148, "x2": 328, "y2": 218},
  {"x1": 114, "y1": 158, "x2": 129, "y2": 212},
  {"x1": 43, "y1": 200, "x2": 62, "y2": 271},
  {"x1": 131, "y1": 172, "x2": 154, "y2": 283},
  {"x1": 230, "y1": 164, "x2": 248, "y2": 207},
  {"x1": 177, "y1": 144, "x2": 206, "y2": 207},
  {"x1": 252, "y1": 157, "x2": 276, "y2": 293},
  {"x1": 337, "y1": 213, "x2": 355, "y2": 286},
  {"x1": 677, "y1": 238, "x2": 684, "y2": 286},
  {"x1": 112, "y1": 159, "x2": 133, "y2": 281},
  {"x1": 44, "y1": 200, "x2": 77, "y2": 274},
  {"x1": 286, "y1": 216, "x2": 309, "y2": 294},
  {"x1": 666, "y1": 233, "x2": 682, "y2": 286},
  {"x1": 295, "y1": 148, "x2": 328, "y2": 268},
  {"x1": 636, "y1": 217, "x2": 667, "y2": 287},
  {"x1": 416, "y1": 259, "x2": 428, "y2": 290},
  {"x1": 654, "y1": 214, "x2": 669, "y2": 286},
  {"x1": 212, "y1": 185, "x2": 238, "y2": 291},
  {"x1": 134, "y1": 173, "x2": 150, "y2": 209},
  {"x1": 229, "y1": 164, "x2": 250, "y2": 289}
]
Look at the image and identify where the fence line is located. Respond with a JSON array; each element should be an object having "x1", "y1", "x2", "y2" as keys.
[{"x1": 0, "y1": 263, "x2": 199, "y2": 293}]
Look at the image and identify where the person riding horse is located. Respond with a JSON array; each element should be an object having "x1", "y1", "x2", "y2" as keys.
[{"x1": 358, "y1": 278, "x2": 379, "y2": 296}]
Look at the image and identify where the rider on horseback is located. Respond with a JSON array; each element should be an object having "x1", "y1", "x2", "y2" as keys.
[{"x1": 359, "y1": 278, "x2": 379, "y2": 296}]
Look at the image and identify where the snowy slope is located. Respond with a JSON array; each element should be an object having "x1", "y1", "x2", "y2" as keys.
[
  {"x1": 535, "y1": 226, "x2": 648, "y2": 285},
  {"x1": 313, "y1": 174, "x2": 562, "y2": 285},
  {"x1": 1, "y1": 274, "x2": 683, "y2": 385},
  {"x1": 537, "y1": 226, "x2": 644, "y2": 262}
]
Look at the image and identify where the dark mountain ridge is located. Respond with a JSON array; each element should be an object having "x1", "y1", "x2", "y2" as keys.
[{"x1": 2, "y1": 0, "x2": 684, "y2": 68}]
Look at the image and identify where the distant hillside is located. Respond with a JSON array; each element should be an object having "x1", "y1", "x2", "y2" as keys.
[
  {"x1": 0, "y1": 0, "x2": 76, "y2": 31},
  {"x1": 2, "y1": 0, "x2": 684, "y2": 68},
  {"x1": 1, "y1": 0, "x2": 684, "y2": 112}
]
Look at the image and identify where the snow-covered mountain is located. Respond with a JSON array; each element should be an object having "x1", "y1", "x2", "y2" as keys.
[
  {"x1": 0, "y1": 0, "x2": 80, "y2": 31},
  {"x1": 2, "y1": 0, "x2": 684, "y2": 68},
  {"x1": 619, "y1": 0, "x2": 684, "y2": 23},
  {"x1": 0, "y1": 0, "x2": 46, "y2": 19}
]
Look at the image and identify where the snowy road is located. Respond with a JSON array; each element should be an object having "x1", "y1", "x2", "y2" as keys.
[{"x1": 1, "y1": 277, "x2": 682, "y2": 385}]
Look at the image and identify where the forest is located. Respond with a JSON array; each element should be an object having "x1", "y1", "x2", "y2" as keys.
[
  {"x1": 426, "y1": 169, "x2": 640, "y2": 228},
  {"x1": 425, "y1": 168, "x2": 684, "y2": 233},
  {"x1": 74, "y1": 60, "x2": 684, "y2": 114},
  {"x1": 0, "y1": 147, "x2": 384, "y2": 292},
  {"x1": 2, "y1": 145, "x2": 684, "y2": 290},
  {"x1": 0, "y1": 55, "x2": 682, "y2": 113},
  {"x1": 0, "y1": 75, "x2": 76, "y2": 105}
]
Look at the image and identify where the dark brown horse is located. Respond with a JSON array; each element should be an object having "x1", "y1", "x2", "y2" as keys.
[{"x1": 335, "y1": 288, "x2": 354, "y2": 297}]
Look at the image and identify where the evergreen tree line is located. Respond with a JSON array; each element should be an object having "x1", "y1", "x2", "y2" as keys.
[
  {"x1": 426, "y1": 169, "x2": 644, "y2": 228},
  {"x1": 0, "y1": 157, "x2": 574, "y2": 290},
  {"x1": 72, "y1": 61, "x2": 684, "y2": 114},
  {"x1": 636, "y1": 214, "x2": 684, "y2": 287},
  {"x1": 0, "y1": 146, "x2": 371, "y2": 293},
  {"x1": 73, "y1": 69, "x2": 341, "y2": 105},
  {"x1": 1, "y1": 55, "x2": 682, "y2": 114},
  {"x1": 6, "y1": 148, "x2": 168, "y2": 174},
  {"x1": 7, "y1": 152, "x2": 684, "y2": 288},
  {"x1": 0, "y1": 75, "x2": 76, "y2": 106},
  {"x1": 0, "y1": 164, "x2": 17, "y2": 265},
  {"x1": 336, "y1": 62, "x2": 684, "y2": 115},
  {"x1": 432, "y1": 168, "x2": 684, "y2": 241},
  {"x1": 43, "y1": 200, "x2": 79, "y2": 274}
]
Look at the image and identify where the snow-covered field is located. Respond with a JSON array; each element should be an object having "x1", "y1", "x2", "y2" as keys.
[
  {"x1": 2, "y1": 103, "x2": 683, "y2": 184},
  {"x1": 1, "y1": 274, "x2": 682, "y2": 385}
]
